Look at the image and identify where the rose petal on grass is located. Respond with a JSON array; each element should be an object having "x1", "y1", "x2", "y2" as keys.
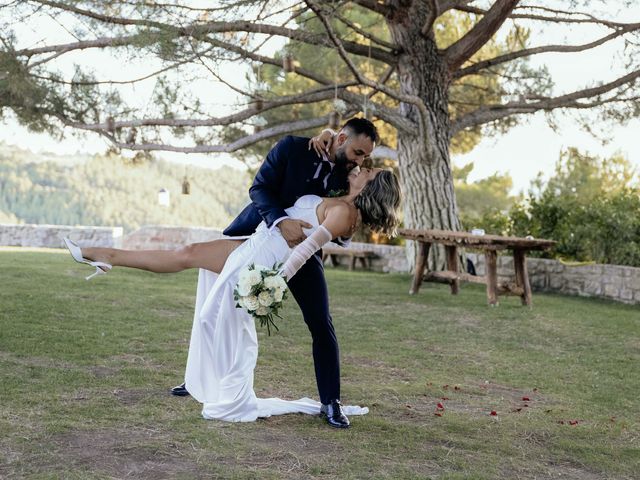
[
  {"x1": 436, "y1": 402, "x2": 445, "y2": 409},
  {"x1": 490, "y1": 411, "x2": 498, "y2": 416},
  {"x1": 434, "y1": 412, "x2": 443, "y2": 417},
  {"x1": 522, "y1": 397, "x2": 530, "y2": 401}
]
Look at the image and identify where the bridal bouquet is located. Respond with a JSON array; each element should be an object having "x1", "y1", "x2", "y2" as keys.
[{"x1": 234, "y1": 263, "x2": 289, "y2": 335}]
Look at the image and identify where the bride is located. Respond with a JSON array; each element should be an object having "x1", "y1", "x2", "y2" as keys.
[{"x1": 64, "y1": 167, "x2": 401, "y2": 422}]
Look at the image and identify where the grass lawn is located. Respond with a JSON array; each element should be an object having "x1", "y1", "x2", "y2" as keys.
[{"x1": 1, "y1": 249, "x2": 638, "y2": 479}]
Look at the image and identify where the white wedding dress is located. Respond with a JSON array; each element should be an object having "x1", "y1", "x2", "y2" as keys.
[{"x1": 184, "y1": 194, "x2": 369, "y2": 422}]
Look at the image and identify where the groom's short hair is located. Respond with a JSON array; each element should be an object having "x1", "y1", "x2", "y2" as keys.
[{"x1": 341, "y1": 117, "x2": 378, "y2": 144}]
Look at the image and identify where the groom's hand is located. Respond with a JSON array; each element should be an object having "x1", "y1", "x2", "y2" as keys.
[{"x1": 278, "y1": 219, "x2": 313, "y2": 247}]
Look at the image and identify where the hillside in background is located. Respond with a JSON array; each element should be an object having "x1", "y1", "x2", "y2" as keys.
[{"x1": 0, "y1": 144, "x2": 251, "y2": 232}]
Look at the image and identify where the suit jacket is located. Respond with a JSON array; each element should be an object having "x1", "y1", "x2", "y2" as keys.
[{"x1": 224, "y1": 135, "x2": 349, "y2": 237}]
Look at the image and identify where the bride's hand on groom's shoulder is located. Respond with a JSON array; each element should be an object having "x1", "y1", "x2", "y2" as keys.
[
  {"x1": 308, "y1": 129, "x2": 335, "y2": 157},
  {"x1": 278, "y1": 219, "x2": 312, "y2": 248}
]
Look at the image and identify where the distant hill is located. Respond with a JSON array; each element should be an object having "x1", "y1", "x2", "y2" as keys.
[{"x1": 0, "y1": 144, "x2": 251, "y2": 232}]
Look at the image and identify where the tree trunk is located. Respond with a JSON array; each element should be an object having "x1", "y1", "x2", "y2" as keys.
[{"x1": 387, "y1": 3, "x2": 461, "y2": 271}]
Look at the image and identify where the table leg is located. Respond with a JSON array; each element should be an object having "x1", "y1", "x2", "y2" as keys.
[
  {"x1": 349, "y1": 255, "x2": 356, "y2": 271},
  {"x1": 513, "y1": 249, "x2": 532, "y2": 307},
  {"x1": 445, "y1": 245, "x2": 459, "y2": 295},
  {"x1": 485, "y1": 250, "x2": 498, "y2": 306},
  {"x1": 410, "y1": 241, "x2": 431, "y2": 295}
]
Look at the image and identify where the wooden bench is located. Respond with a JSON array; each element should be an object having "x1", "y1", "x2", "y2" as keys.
[
  {"x1": 399, "y1": 228, "x2": 556, "y2": 307},
  {"x1": 322, "y1": 246, "x2": 377, "y2": 271}
]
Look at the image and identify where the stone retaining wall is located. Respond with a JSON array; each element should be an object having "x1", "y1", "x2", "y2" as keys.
[
  {"x1": 466, "y1": 253, "x2": 640, "y2": 305},
  {"x1": 0, "y1": 223, "x2": 123, "y2": 248}
]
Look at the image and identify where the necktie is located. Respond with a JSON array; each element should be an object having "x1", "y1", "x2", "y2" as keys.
[{"x1": 312, "y1": 159, "x2": 332, "y2": 191}]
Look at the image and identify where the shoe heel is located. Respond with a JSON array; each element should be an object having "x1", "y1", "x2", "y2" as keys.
[{"x1": 85, "y1": 262, "x2": 112, "y2": 280}]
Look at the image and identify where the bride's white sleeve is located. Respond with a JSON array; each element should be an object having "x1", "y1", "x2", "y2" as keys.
[{"x1": 281, "y1": 225, "x2": 333, "y2": 280}]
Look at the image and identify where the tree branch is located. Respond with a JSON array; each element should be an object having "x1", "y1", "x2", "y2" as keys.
[
  {"x1": 70, "y1": 114, "x2": 356, "y2": 154},
  {"x1": 444, "y1": 0, "x2": 520, "y2": 72},
  {"x1": 350, "y1": 0, "x2": 392, "y2": 17},
  {"x1": 28, "y1": 0, "x2": 397, "y2": 64},
  {"x1": 305, "y1": 1, "x2": 424, "y2": 132},
  {"x1": 455, "y1": 4, "x2": 636, "y2": 29},
  {"x1": 334, "y1": 12, "x2": 397, "y2": 50},
  {"x1": 421, "y1": 0, "x2": 439, "y2": 37},
  {"x1": 454, "y1": 24, "x2": 640, "y2": 78},
  {"x1": 451, "y1": 69, "x2": 640, "y2": 134}
]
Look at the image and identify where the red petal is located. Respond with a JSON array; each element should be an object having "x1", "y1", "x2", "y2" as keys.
[
  {"x1": 434, "y1": 412, "x2": 443, "y2": 416},
  {"x1": 522, "y1": 397, "x2": 530, "y2": 401},
  {"x1": 490, "y1": 411, "x2": 497, "y2": 416},
  {"x1": 569, "y1": 420, "x2": 579, "y2": 425},
  {"x1": 436, "y1": 402, "x2": 444, "y2": 409}
]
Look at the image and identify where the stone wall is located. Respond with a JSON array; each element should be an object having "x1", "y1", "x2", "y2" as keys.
[
  {"x1": 0, "y1": 223, "x2": 123, "y2": 248},
  {"x1": 466, "y1": 253, "x2": 640, "y2": 305}
]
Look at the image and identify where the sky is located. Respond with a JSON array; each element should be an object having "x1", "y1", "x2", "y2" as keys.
[{"x1": 1, "y1": 2, "x2": 639, "y2": 194}]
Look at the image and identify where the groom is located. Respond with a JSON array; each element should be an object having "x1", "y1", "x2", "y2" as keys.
[{"x1": 172, "y1": 117, "x2": 378, "y2": 428}]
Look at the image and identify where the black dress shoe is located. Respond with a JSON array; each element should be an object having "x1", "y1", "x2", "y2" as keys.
[
  {"x1": 170, "y1": 382, "x2": 190, "y2": 397},
  {"x1": 320, "y1": 399, "x2": 350, "y2": 429}
]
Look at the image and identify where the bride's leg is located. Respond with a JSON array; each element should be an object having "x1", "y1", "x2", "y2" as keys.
[{"x1": 81, "y1": 239, "x2": 244, "y2": 274}]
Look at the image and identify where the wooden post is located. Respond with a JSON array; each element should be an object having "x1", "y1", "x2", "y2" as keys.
[
  {"x1": 513, "y1": 249, "x2": 532, "y2": 307},
  {"x1": 409, "y1": 241, "x2": 431, "y2": 295},
  {"x1": 485, "y1": 250, "x2": 498, "y2": 306},
  {"x1": 445, "y1": 245, "x2": 459, "y2": 295}
]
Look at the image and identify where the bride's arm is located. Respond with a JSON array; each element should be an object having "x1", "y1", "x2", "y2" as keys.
[{"x1": 280, "y1": 204, "x2": 351, "y2": 280}]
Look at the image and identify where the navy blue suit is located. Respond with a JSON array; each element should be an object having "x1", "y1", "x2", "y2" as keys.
[{"x1": 224, "y1": 135, "x2": 348, "y2": 404}]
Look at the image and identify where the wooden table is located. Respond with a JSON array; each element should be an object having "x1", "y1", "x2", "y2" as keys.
[{"x1": 399, "y1": 228, "x2": 556, "y2": 306}]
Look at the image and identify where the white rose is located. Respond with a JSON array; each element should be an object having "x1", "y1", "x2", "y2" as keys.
[
  {"x1": 255, "y1": 305, "x2": 270, "y2": 316},
  {"x1": 258, "y1": 290, "x2": 274, "y2": 307},
  {"x1": 236, "y1": 278, "x2": 252, "y2": 297},
  {"x1": 246, "y1": 269, "x2": 262, "y2": 287},
  {"x1": 263, "y1": 275, "x2": 280, "y2": 289},
  {"x1": 244, "y1": 295, "x2": 259, "y2": 311}
]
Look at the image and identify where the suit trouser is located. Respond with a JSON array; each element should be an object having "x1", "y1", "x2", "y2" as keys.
[{"x1": 286, "y1": 252, "x2": 340, "y2": 405}]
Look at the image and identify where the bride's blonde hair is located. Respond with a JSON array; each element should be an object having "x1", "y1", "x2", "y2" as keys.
[{"x1": 354, "y1": 170, "x2": 402, "y2": 237}]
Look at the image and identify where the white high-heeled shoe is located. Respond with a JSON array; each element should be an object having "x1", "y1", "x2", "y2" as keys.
[{"x1": 63, "y1": 237, "x2": 112, "y2": 280}]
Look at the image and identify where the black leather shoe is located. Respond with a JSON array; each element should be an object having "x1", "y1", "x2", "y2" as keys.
[
  {"x1": 170, "y1": 382, "x2": 190, "y2": 397},
  {"x1": 320, "y1": 400, "x2": 350, "y2": 429}
]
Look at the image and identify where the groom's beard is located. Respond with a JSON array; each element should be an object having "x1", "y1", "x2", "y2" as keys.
[{"x1": 334, "y1": 148, "x2": 357, "y2": 173}]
